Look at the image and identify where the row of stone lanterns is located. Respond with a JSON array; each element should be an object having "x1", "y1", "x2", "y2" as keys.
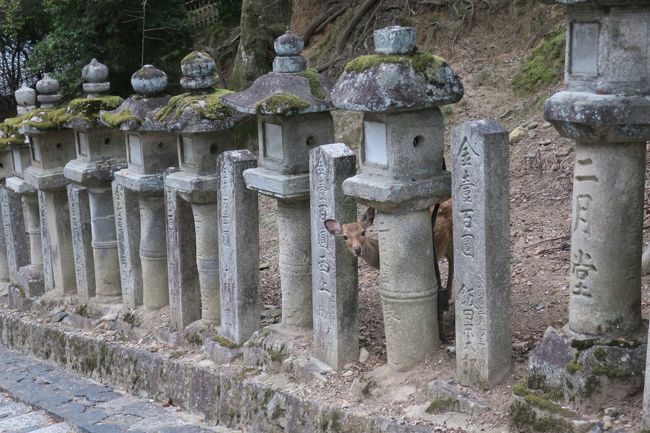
[{"x1": 0, "y1": 27, "x2": 465, "y2": 377}]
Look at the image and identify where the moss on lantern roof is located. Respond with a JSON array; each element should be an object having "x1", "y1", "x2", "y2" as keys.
[
  {"x1": 255, "y1": 93, "x2": 311, "y2": 115},
  {"x1": 24, "y1": 107, "x2": 72, "y2": 130},
  {"x1": 295, "y1": 69, "x2": 326, "y2": 100},
  {"x1": 0, "y1": 115, "x2": 27, "y2": 136},
  {"x1": 101, "y1": 109, "x2": 142, "y2": 128},
  {"x1": 67, "y1": 95, "x2": 123, "y2": 122},
  {"x1": 0, "y1": 135, "x2": 24, "y2": 149},
  {"x1": 344, "y1": 52, "x2": 446, "y2": 75},
  {"x1": 155, "y1": 88, "x2": 234, "y2": 122}
]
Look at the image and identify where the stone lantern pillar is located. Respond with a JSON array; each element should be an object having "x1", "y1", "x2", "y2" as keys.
[
  {"x1": 1, "y1": 94, "x2": 38, "y2": 296},
  {"x1": 222, "y1": 31, "x2": 336, "y2": 331},
  {"x1": 158, "y1": 52, "x2": 250, "y2": 330},
  {"x1": 527, "y1": 1, "x2": 649, "y2": 411},
  {"x1": 64, "y1": 59, "x2": 127, "y2": 303},
  {"x1": 21, "y1": 74, "x2": 78, "y2": 296},
  {"x1": 332, "y1": 26, "x2": 464, "y2": 371},
  {"x1": 106, "y1": 66, "x2": 178, "y2": 310}
]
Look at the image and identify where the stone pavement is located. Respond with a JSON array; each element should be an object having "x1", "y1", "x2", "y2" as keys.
[{"x1": 0, "y1": 346, "x2": 238, "y2": 433}]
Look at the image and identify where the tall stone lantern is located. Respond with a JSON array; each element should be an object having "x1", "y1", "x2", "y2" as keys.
[
  {"x1": 64, "y1": 59, "x2": 127, "y2": 303},
  {"x1": 157, "y1": 52, "x2": 250, "y2": 330},
  {"x1": 332, "y1": 26, "x2": 463, "y2": 371},
  {"x1": 106, "y1": 67, "x2": 178, "y2": 310},
  {"x1": 1, "y1": 90, "x2": 39, "y2": 296},
  {"x1": 21, "y1": 74, "x2": 78, "y2": 297},
  {"x1": 528, "y1": 1, "x2": 650, "y2": 410},
  {"x1": 222, "y1": 31, "x2": 335, "y2": 331}
]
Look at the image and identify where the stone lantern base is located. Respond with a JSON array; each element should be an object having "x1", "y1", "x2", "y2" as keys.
[{"x1": 519, "y1": 326, "x2": 646, "y2": 416}]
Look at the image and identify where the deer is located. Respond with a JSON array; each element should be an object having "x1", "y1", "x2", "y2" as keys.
[{"x1": 323, "y1": 199, "x2": 454, "y2": 295}]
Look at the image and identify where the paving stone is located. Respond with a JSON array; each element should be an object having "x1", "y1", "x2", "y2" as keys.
[
  {"x1": 30, "y1": 423, "x2": 74, "y2": 433},
  {"x1": 0, "y1": 411, "x2": 50, "y2": 432},
  {"x1": 0, "y1": 401, "x2": 31, "y2": 418}
]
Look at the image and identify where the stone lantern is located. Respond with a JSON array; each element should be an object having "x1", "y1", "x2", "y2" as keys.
[
  {"x1": 15, "y1": 84, "x2": 36, "y2": 116},
  {"x1": 64, "y1": 59, "x2": 127, "y2": 303},
  {"x1": 0, "y1": 96, "x2": 37, "y2": 296},
  {"x1": 222, "y1": 31, "x2": 335, "y2": 331},
  {"x1": 528, "y1": 0, "x2": 649, "y2": 411},
  {"x1": 157, "y1": 52, "x2": 250, "y2": 330},
  {"x1": 21, "y1": 74, "x2": 78, "y2": 297},
  {"x1": 106, "y1": 66, "x2": 178, "y2": 310},
  {"x1": 332, "y1": 26, "x2": 463, "y2": 371}
]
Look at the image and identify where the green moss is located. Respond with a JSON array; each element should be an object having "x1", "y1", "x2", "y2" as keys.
[
  {"x1": 344, "y1": 53, "x2": 446, "y2": 75},
  {"x1": 68, "y1": 95, "x2": 123, "y2": 116},
  {"x1": 212, "y1": 335, "x2": 239, "y2": 349},
  {"x1": 566, "y1": 361, "x2": 582, "y2": 374},
  {"x1": 25, "y1": 108, "x2": 72, "y2": 130},
  {"x1": 591, "y1": 362, "x2": 633, "y2": 380},
  {"x1": 512, "y1": 28, "x2": 565, "y2": 94},
  {"x1": 593, "y1": 347, "x2": 608, "y2": 361},
  {"x1": 186, "y1": 334, "x2": 203, "y2": 346},
  {"x1": 425, "y1": 398, "x2": 458, "y2": 414},
  {"x1": 182, "y1": 51, "x2": 210, "y2": 63},
  {"x1": 155, "y1": 89, "x2": 233, "y2": 122},
  {"x1": 513, "y1": 383, "x2": 528, "y2": 396},
  {"x1": 296, "y1": 69, "x2": 325, "y2": 100},
  {"x1": 75, "y1": 304, "x2": 91, "y2": 318},
  {"x1": 570, "y1": 338, "x2": 596, "y2": 351},
  {"x1": 255, "y1": 93, "x2": 310, "y2": 115},
  {"x1": 523, "y1": 394, "x2": 575, "y2": 417},
  {"x1": 267, "y1": 345, "x2": 286, "y2": 363},
  {"x1": 0, "y1": 115, "x2": 28, "y2": 136},
  {"x1": 101, "y1": 109, "x2": 141, "y2": 128},
  {"x1": 0, "y1": 136, "x2": 24, "y2": 149},
  {"x1": 509, "y1": 401, "x2": 575, "y2": 433}
]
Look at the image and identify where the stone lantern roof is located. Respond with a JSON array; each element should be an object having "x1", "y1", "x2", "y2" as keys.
[
  {"x1": 221, "y1": 31, "x2": 334, "y2": 116},
  {"x1": 100, "y1": 64, "x2": 171, "y2": 132},
  {"x1": 152, "y1": 52, "x2": 249, "y2": 133},
  {"x1": 332, "y1": 26, "x2": 464, "y2": 112}
]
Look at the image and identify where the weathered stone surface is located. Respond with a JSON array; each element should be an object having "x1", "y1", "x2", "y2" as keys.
[
  {"x1": 530, "y1": 327, "x2": 646, "y2": 413},
  {"x1": 166, "y1": 186, "x2": 199, "y2": 328},
  {"x1": 451, "y1": 119, "x2": 511, "y2": 390},
  {"x1": 218, "y1": 150, "x2": 260, "y2": 344},
  {"x1": 37, "y1": 190, "x2": 54, "y2": 292},
  {"x1": 243, "y1": 168, "x2": 309, "y2": 200},
  {"x1": 112, "y1": 182, "x2": 143, "y2": 308},
  {"x1": 139, "y1": 194, "x2": 169, "y2": 309},
  {"x1": 41, "y1": 189, "x2": 77, "y2": 296},
  {"x1": 309, "y1": 143, "x2": 358, "y2": 370},
  {"x1": 0, "y1": 186, "x2": 29, "y2": 282},
  {"x1": 277, "y1": 198, "x2": 312, "y2": 330},
  {"x1": 67, "y1": 183, "x2": 95, "y2": 300}
]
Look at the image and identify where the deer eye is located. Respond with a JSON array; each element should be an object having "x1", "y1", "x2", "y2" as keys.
[
  {"x1": 343, "y1": 235, "x2": 348, "y2": 240},
  {"x1": 361, "y1": 231, "x2": 366, "y2": 236}
]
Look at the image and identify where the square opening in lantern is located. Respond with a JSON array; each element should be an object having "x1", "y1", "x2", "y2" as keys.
[
  {"x1": 30, "y1": 138, "x2": 41, "y2": 162},
  {"x1": 263, "y1": 122, "x2": 283, "y2": 161},
  {"x1": 76, "y1": 132, "x2": 89, "y2": 158},
  {"x1": 570, "y1": 22, "x2": 599, "y2": 76},
  {"x1": 127, "y1": 134, "x2": 143, "y2": 167},
  {"x1": 180, "y1": 136, "x2": 195, "y2": 165},
  {"x1": 363, "y1": 121, "x2": 388, "y2": 167},
  {"x1": 11, "y1": 147, "x2": 22, "y2": 174}
]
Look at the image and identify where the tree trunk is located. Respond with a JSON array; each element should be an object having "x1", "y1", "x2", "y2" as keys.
[{"x1": 231, "y1": 0, "x2": 293, "y2": 90}]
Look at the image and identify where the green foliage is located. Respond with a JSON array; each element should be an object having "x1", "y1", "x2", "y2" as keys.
[
  {"x1": 512, "y1": 29, "x2": 565, "y2": 94},
  {"x1": 28, "y1": 0, "x2": 190, "y2": 98}
]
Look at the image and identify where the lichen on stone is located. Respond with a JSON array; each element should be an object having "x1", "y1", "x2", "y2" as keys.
[
  {"x1": 155, "y1": 89, "x2": 233, "y2": 122},
  {"x1": 101, "y1": 109, "x2": 142, "y2": 128},
  {"x1": 182, "y1": 51, "x2": 209, "y2": 63},
  {"x1": 212, "y1": 335, "x2": 239, "y2": 349},
  {"x1": 255, "y1": 93, "x2": 310, "y2": 115},
  {"x1": 296, "y1": 69, "x2": 326, "y2": 100}
]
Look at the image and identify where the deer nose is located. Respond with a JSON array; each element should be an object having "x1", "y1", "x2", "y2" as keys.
[{"x1": 354, "y1": 246, "x2": 361, "y2": 256}]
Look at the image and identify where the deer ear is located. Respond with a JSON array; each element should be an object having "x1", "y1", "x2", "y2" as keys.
[
  {"x1": 324, "y1": 219, "x2": 342, "y2": 235},
  {"x1": 361, "y1": 207, "x2": 375, "y2": 228}
]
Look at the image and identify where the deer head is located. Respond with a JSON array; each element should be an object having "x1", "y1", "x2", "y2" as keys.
[{"x1": 324, "y1": 207, "x2": 376, "y2": 260}]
